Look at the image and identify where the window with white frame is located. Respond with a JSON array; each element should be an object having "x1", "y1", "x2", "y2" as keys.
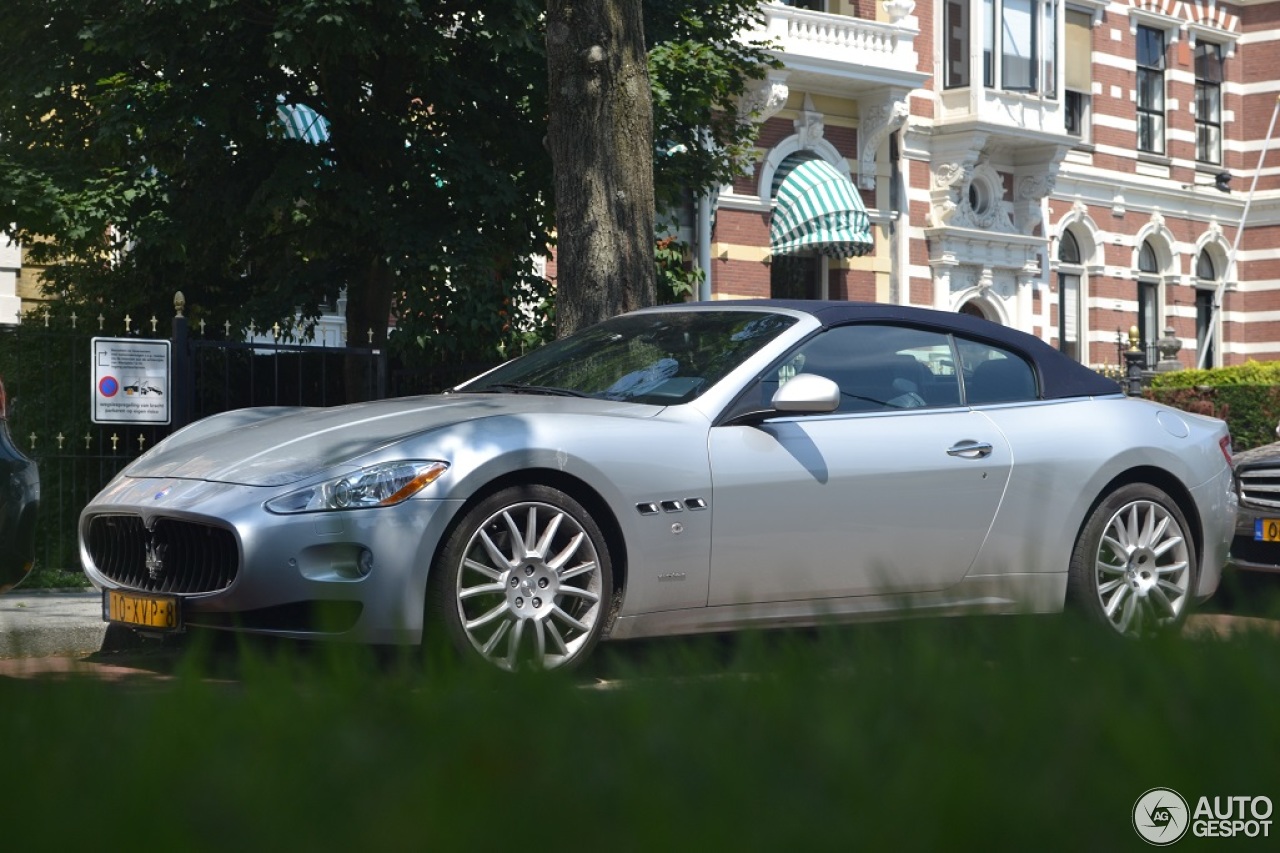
[
  {"x1": 1137, "y1": 241, "x2": 1161, "y2": 363},
  {"x1": 1196, "y1": 252, "x2": 1217, "y2": 367},
  {"x1": 1058, "y1": 231, "x2": 1082, "y2": 361},
  {"x1": 1136, "y1": 26, "x2": 1166, "y2": 154},
  {"x1": 1195, "y1": 42, "x2": 1224, "y2": 165},
  {"x1": 945, "y1": 0, "x2": 1059, "y2": 96},
  {"x1": 945, "y1": 0, "x2": 970, "y2": 88},
  {"x1": 1064, "y1": 8, "x2": 1092, "y2": 140}
]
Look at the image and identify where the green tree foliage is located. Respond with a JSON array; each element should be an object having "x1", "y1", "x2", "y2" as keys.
[{"x1": 0, "y1": 1, "x2": 771, "y2": 370}]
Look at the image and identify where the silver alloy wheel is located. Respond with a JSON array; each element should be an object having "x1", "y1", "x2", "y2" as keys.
[
  {"x1": 1091, "y1": 498, "x2": 1191, "y2": 636},
  {"x1": 454, "y1": 500, "x2": 604, "y2": 671}
]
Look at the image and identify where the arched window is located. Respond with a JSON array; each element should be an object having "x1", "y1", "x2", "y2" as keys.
[
  {"x1": 1196, "y1": 251, "x2": 1218, "y2": 367},
  {"x1": 1059, "y1": 230, "x2": 1081, "y2": 264},
  {"x1": 1136, "y1": 240, "x2": 1161, "y2": 361},
  {"x1": 1196, "y1": 252, "x2": 1215, "y2": 281},
  {"x1": 1057, "y1": 231, "x2": 1082, "y2": 360},
  {"x1": 1138, "y1": 240, "x2": 1159, "y2": 274}
]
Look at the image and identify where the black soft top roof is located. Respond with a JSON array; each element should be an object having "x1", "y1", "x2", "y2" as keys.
[{"x1": 712, "y1": 299, "x2": 1122, "y2": 400}]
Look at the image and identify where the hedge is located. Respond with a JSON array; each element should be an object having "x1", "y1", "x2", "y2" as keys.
[{"x1": 1146, "y1": 361, "x2": 1280, "y2": 451}]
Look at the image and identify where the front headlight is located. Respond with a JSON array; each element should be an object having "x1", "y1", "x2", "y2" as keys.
[{"x1": 265, "y1": 461, "x2": 449, "y2": 514}]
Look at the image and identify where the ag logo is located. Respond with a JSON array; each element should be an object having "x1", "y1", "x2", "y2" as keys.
[{"x1": 1134, "y1": 787, "x2": 1190, "y2": 845}]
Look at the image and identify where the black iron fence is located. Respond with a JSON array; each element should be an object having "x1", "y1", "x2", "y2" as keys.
[{"x1": 0, "y1": 306, "x2": 388, "y2": 573}]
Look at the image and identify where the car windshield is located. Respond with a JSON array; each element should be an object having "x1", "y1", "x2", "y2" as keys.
[{"x1": 458, "y1": 310, "x2": 798, "y2": 404}]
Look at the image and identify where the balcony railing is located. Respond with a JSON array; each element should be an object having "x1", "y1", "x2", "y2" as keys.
[{"x1": 753, "y1": 2, "x2": 920, "y2": 79}]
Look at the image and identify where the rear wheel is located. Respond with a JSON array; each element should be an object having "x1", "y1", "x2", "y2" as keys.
[
  {"x1": 428, "y1": 484, "x2": 612, "y2": 671},
  {"x1": 1068, "y1": 483, "x2": 1196, "y2": 637}
]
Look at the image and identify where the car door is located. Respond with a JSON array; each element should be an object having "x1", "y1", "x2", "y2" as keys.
[{"x1": 706, "y1": 324, "x2": 1014, "y2": 606}]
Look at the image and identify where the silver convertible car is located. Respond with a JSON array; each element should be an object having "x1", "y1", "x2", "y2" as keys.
[{"x1": 79, "y1": 301, "x2": 1237, "y2": 669}]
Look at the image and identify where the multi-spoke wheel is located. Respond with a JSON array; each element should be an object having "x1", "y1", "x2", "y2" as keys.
[
  {"x1": 1068, "y1": 483, "x2": 1197, "y2": 637},
  {"x1": 430, "y1": 485, "x2": 612, "y2": 671}
]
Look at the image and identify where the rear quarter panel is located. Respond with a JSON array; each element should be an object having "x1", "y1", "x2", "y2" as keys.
[{"x1": 970, "y1": 396, "x2": 1233, "y2": 588}]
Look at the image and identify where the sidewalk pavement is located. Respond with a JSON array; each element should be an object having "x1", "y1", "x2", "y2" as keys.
[{"x1": 0, "y1": 589, "x2": 107, "y2": 659}]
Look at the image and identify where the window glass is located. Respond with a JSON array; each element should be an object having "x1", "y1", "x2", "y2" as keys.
[
  {"x1": 1195, "y1": 42, "x2": 1223, "y2": 164},
  {"x1": 957, "y1": 339, "x2": 1038, "y2": 404},
  {"x1": 1059, "y1": 230, "x2": 1081, "y2": 264},
  {"x1": 462, "y1": 311, "x2": 797, "y2": 404},
  {"x1": 764, "y1": 325, "x2": 963, "y2": 414},
  {"x1": 1003, "y1": 0, "x2": 1036, "y2": 91},
  {"x1": 945, "y1": 0, "x2": 970, "y2": 89},
  {"x1": 1138, "y1": 240, "x2": 1159, "y2": 274},
  {"x1": 1137, "y1": 26, "x2": 1166, "y2": 154},
  {"x1": 1058, "y1": 231, "x2": 1082, "y2": 361},
  {"x1": 1064, "y1": 9, "x2": 1092, "y2": 139},
  {"x1": 1196, "y1": 252, "x2": 1215, "y2": 281},
  {"x1": 1196, "y1": 288, "x2": 1215, "y2": 367}
]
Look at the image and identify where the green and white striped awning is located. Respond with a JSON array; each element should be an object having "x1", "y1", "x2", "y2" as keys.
[
  {"x1": 276, "y1": 102, "x2": 330, "y2": 144},
  {"x1": 769, "y1": 158, "x2": 873, "y2": 258}
]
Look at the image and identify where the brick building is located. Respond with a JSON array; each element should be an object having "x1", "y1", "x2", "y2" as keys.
[{"x1": 697, "y1": 0, "x2": 1280, "y2": 371}]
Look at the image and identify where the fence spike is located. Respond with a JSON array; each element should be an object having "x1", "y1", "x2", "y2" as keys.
[
  {"x1": 124, "y1": 314, "x2": 132, "y2": 333},
  {"x1": 368, "y1": 328, "x2": 374, "y2": 344},
  {"x1": 28, "y1": 432, "x2": 36, "y2": 450},
  {"x1": 199, "y1": 318, "x2": 207, "y2": 336},
  {"x1": 56, "y1": 432, "x2": 65, "y2": 450},
  {"x1": 98, "y1": 314, "x2": 105, "y2": 331},
  {"x1": 43, "y1": 313, "x2": 50, "y2": 328},
  {"x1": 70, "y1": 312, "x2": 78, "y2": 329},
  {"x1": 224, "y1": 320, "x2": 231, "y2": 337},
  {"x1": 111, "y1": 433, "x2": 119, "y2": 452},
  {"x1": 272, "y1": 322, "x2": 281, "y2": 340},
  {"x1": 84, "y1": 432, "x2": 92, "y2": 450},
  {"x1": 150, "y1": 315, "x2": 158, "y2": 333},
  {"x1": 137, "y1": 434, "x2": 147, "y2": 451}
]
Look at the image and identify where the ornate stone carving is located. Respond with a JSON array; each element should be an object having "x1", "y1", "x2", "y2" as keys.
[
  {"x1": 883, "y1": 0, "x2": 916, "y2": 24},
  {"x1": 858, "y1": 96, "x2": 910, "y2": 189},
  {"x1": 739, "y1": 75, "x2": 789, "y2": 125},
  {"x1": 935, "y1": 162, "x2": 1014, "y2": 232},
  {"x1": 795, "y1": 99, "x2": 825, "y2": 150}
]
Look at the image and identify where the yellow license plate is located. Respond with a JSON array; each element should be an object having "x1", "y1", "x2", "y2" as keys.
[
  {"x1": 1254, "y1": 519, "x2": 1280, "y2": 542},
  {"x1": 105, "y1": 589, "x2": 181, "y2": 631}
]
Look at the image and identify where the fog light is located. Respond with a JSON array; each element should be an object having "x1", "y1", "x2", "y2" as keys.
[{"x1": 357, "y1": 549, "x2": 374, "y2": 577}]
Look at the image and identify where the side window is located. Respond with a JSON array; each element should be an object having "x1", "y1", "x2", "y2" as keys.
[
  {"x1": 957, "y1": 338, "x2": 1038, "y2": 404},
  {"x1": 773, "y1": 324, "x2": 962, "y2": 413}
]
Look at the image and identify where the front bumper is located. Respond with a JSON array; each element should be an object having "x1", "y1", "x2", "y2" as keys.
[{"x1": 80, "y1": 474, "x2": 464, "y2": 645}]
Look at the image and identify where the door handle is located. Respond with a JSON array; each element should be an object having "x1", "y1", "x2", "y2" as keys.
[{"x1": 947, "y1": 440, "x2": 993, "y2": 459}]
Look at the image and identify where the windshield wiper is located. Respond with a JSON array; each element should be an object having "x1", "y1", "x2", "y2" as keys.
[{"x1": 473, "y1": 382, "x2": 590, "y2": 398}]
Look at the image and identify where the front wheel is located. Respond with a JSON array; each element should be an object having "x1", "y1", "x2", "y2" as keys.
[
  {"x1": 1067, "y1": 483, "x2": 1197, "y2": 637},
  {"x1": 428, "y1": 484, "x2": 613, "y2": 671}
]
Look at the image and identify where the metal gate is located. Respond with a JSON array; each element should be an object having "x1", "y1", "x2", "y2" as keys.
[{"x1": 0, "y1": 305, "x2": 387, "y2": 573}]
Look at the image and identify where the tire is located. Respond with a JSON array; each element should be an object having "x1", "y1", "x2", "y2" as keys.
[
  {"x1": 427, "y1": 484, "x2": 612, "y2": 671},
  {"x1": 1067, "y1": 483, "x2": 1197, "y2": 637}
]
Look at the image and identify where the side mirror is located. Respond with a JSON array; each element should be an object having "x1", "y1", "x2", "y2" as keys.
[{"x1": 771, "y1": 373, "x2": 840, "y2": 414}]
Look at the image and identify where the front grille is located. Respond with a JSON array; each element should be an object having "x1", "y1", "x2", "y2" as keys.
[
  {"x1": 87, "y1": 515, "x2": 239, "y2": 594},
  {"x1": 1239, "y1": 467, "x2": 1280, "y2": 510}
]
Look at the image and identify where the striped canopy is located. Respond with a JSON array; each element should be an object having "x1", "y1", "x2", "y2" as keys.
[
  {"x1": 769, "y1": 158, "x2": 873, "y2": 258},
  {"x1": 276, "y1": 102, "x2": 330, "y2": 145}
]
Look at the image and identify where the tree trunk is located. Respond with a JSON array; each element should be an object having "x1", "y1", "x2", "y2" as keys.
[{"x1": 545, "y1": 0, "x2": 656, "y2": 337}]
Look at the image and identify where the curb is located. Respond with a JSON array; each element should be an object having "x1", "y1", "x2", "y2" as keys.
[{"x1": 0, "y1": 589, "x2": 108, "y2": 659}]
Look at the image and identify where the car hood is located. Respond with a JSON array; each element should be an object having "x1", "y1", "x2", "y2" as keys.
[
  {"x1": 1233, "y1": 440, "x2": 1280, "y2": 471},
  {"x1": 123, "y1": 394, "x2": 657, "y2": 486}
]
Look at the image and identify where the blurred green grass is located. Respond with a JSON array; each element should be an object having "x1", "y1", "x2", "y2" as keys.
[{"x1": 3, "y1": 611, "x2": 1279, "y2": 851}]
